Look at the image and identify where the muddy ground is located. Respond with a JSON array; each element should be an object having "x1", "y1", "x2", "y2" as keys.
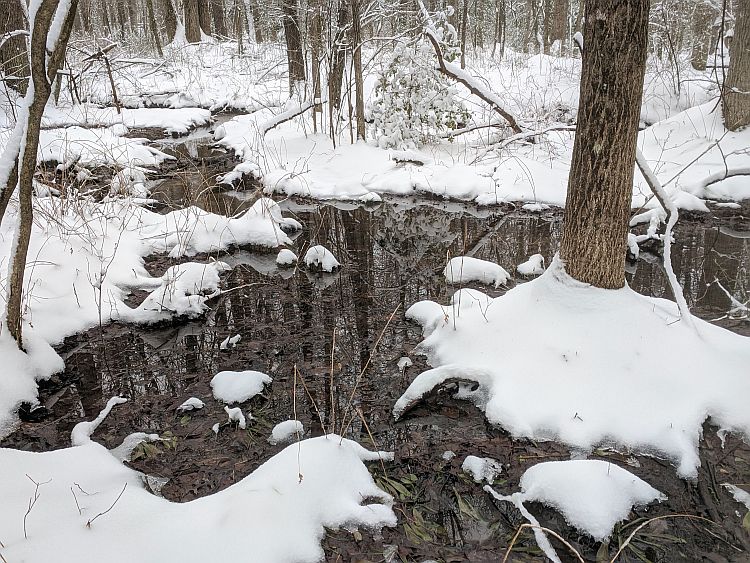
[{"x1": 3, "y1": 124, "x2": 750, "y2": 562}]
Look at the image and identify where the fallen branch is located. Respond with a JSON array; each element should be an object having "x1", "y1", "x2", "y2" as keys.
[
  {"x1": 261, "y1": 98, "x2": 326, "y2": 136},
  {"x1": 635, "y1": 149, "x2": 695, "y2": 331},
  {"x1": 422, "y1": 29, "x2": 522, "y2": 134}
]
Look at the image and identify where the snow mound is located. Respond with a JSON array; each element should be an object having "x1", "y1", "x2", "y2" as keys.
[
  {"x1": 444, "y1": 256, "x2": 509, "y2": 288},
  {"x1": 518, "y1": 460, "x2": 665, "y2": 541},
  {"x1": 461, "y1": 455, "x2": 503, "y2": 483},
  {"x1": 394, "y1": 255, "x2": 750, "y2": 478},
  {"x1": 176, "y1": 397, "x2": 205, "y2": 412},
  {"x1": 276, "y1": 248, "x2": 298, "y2": 266},
  {"x1": 0, "y1": 434, "x2": 396, "y2": 561},
  {"x1": 220, "y1": 334, "x2": 242, "y2": 350},
  {"x1": 211, "y1": 370, "x2": 272, "y2": 403},
  {"x1": 225, "y1": 406, "x2": 248, "y2": 429},
  {"x1": 304, "y1": 245, "x2": 341, "y2": 272},
  {"x1": 269, "y1": 420, "x2": 304, "y2": 445},
  {"x1": 517, "y1": 254, "x2": 545, "y2": 276},
  {"x1": 130, "y1": 262, "x2": 228, "y2": 321}
]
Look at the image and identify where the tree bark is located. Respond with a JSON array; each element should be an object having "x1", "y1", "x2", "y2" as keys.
[
  {"x1": 329, "y1": 1, "x2": 350, "y2": 111},
  {"x1": 351, "y1": 0, "x2": 365, "y2": 140},
  {"x1": 282, "y1": 0, "x2": 305, "y2": 93},
  {"x1": 723, "y1": 0, "x2": 750, "y2": 131},
  {"x1": 559, "y1": 0, "x2": 649, "y2": 289},
  {"x1": 690, "y1": 1, "x2": 714, "y2": 71},
  {"x1": 211, "y1": 0, "x2": 227, "y2": 37},
  {"x1": 1, "y1": 0, "x2": 29, "y2": 94},
  {"x1": 198, "y1": 0, "x2": 212, "y2": 36},
  {"x1": 145, "y1": 0, "x2": 164, "y2": 57},
  {"x1": 184, "y1": 0, "x2": 201, "y2": 43},
  {"x1": 161, "y1": 0, "x2": 178, "y2": 44},
  {"x1": 460, "y1": 0, "x2": 468, "y2": 68}
]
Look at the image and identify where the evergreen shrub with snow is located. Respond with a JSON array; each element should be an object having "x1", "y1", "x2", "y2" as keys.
[{"x1": 370, "y1": 12, "x2": 470, "y2": 149}]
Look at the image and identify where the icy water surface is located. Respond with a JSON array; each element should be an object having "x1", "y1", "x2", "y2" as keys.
[{"x1": 5, "y1": 196, "x2": 749, "y2": 561}]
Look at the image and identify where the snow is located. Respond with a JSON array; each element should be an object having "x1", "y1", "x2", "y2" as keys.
[
  {"x1": 211, "y1": 370, "x2": 272, "y2": 404},
  {"x1": 517, "y1": 254, "x2": 545, "y2": 276},
  {"x1": 304, "y1": 245, "x2": 341, "y2": 272},
  {"x1": 0, "y1": 431, "x2": 396, "y2": 561},
  {"x1": 42, "y1": 105, "x2": 213, "y2": 135},
  {"x1": 176, "y1": 397, "x2": 205, "y2": 413},
  {"x1": 224, "y1": 406, "x2": 248, "y2": 429},
  {"x1": 220, "y1": 334, "x2": 242, "y2": 350},
  {"x1": 130, "y1": 261, "x2": 228, "y2": 321},
  {"x1": 394, "y1": 256, "x2": 750, "y2": 478},
  {"x1": 444, "y1": 256, "x2": 509, "y2": 288},
  {"x1": 461, "y1": 455, "x2": 503, "y2": 483},
  {"x1": 723, "y1": 484, "x2": 750, "y2": 510},
  {"x1": 503, "y1": 460, "x2": 665, "y2": 541},
  {"x1": 276, "y1": 248, "x2": 298, "y2": 266},
  {"x1": 269, "y1": 420, "x2": 304, "y2": 445},
  {"x1": 397, "y1": 356, "x2": 413, "y2": 373}
]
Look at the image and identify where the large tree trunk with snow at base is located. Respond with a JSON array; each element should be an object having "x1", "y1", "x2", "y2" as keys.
[
  {"x1": 723, "y1": 1, "x2": 750, "y2": 131},
  {"x1": 559, "y1": 0, "x2": 649, "y2": 290}
]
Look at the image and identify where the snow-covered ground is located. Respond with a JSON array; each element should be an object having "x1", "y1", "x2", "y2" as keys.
[{"x1": 395, "y1": 256, "x2": 750, "y2": 478}]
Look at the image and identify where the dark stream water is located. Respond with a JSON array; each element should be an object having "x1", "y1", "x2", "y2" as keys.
[{"x1": 4, "y1": 136, "x2": 750, "y2": 561}]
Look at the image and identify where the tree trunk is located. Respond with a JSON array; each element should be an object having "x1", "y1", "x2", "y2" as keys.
[
  {"x1": 5, "y1": 0, "x2": 77, "y2": 348},
  {"x1": 162, "y1": 0, "x2": 177, "y2": 44},
  {"x1": 184, "y1": 0, "x2": 201, "y2": 43},
  {"x1": 329, "y1": 1, "x2": 350, "y2": 110},
  {"x1": 460, "y1": 0, "x2": 468, "y2": 68},
  {"x1": 723, "y1": 0, "x2": 750, "y2": 131},
  {"x1": 559, "y1": 0, "x2": 649, "y2": 289},
  {"x1": 211, "y1": 0, "x2": 227, "y2": 37},
  {"x1": 146, "y1": 0, "x2": 164, "y2": 57},
  {"x1": 1, "y1": 0, "x2": 29, "y2": 94},
  {"x1": 249, "y1": 1, "x2": 263, "y2": 42},
  {"x1": 282, "y1": 0, "x2": 305, "y2": 93},
  {"x1": 690, "y1": 2, "x2": 714, "y2": 71},
  {"x1": 351, "y1": 0, "x2": 365, "y2": 140},
  {"x1": 309, "y1": 1, "x2": 322, "y2": 131},
  {"x1": 198, "y1": 0, "x2": 212, "y2": 36}
]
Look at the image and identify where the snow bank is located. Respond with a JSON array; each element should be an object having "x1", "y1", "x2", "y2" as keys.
[
  {"x1": 517, "y1": 460, "x2": 664, "y2": 541},
  {"x1": 0, "y1": 434, "x2": 396, "y2": 561},
  {"x1": 444, "y1": 256, "x2": 510, "y2": 288},
  {"x1": 276, "y1": 248, "x2": 298, "y2": 266},
  {"x1": 211, "y1": 370, "x2": 272, "y2": 404},
  {"x1": 394, "y1": 256, "x2": 750, "y2": 478},
  {"x1": 128, "y1": 261, "x2": 228, "y2": 321},
  {"x1": 43, "y1": 105, "x2": 213, "y2": 135},
  {"x1": 269, "y1": 420, "x2": 304, "y2": 445}
]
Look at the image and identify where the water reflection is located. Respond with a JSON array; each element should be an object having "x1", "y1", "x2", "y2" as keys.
[{"x1": 57, "y1": 198, "x2": 748, "y2": 431}]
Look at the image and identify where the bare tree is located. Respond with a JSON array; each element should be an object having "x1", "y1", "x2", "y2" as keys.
[
  {"x1": 690, "y1": 1, "x2": 715, "y2": 70},
  {"x1": 198, "y1": 0, "x2": 213, "y2": 36},
  {"x1": 212, "y1": 0, "x2": 228, "y2": 37},
  {"x1": 723, "y1": 0, "x2": 750, "y2": 131},
  {"x1": 559, "y1": 0, "x2": 649, "y2": 289},
  {"x1": 3, "y1": 0, "x2": 79, "y2": 349}
]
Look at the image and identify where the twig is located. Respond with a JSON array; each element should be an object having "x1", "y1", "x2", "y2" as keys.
[
  {"x1": 86, "y1": 483, "x2": 127, "y2": 528},
  {"x1": 610, "y1": 514, "x2": 715, "y2": 561},
  {"x1": 24, "y1": 475, "x2": 52, "y2": 539},
  {"x1": 502, "y1": 523, "x2": 584, "y2": 563}
]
